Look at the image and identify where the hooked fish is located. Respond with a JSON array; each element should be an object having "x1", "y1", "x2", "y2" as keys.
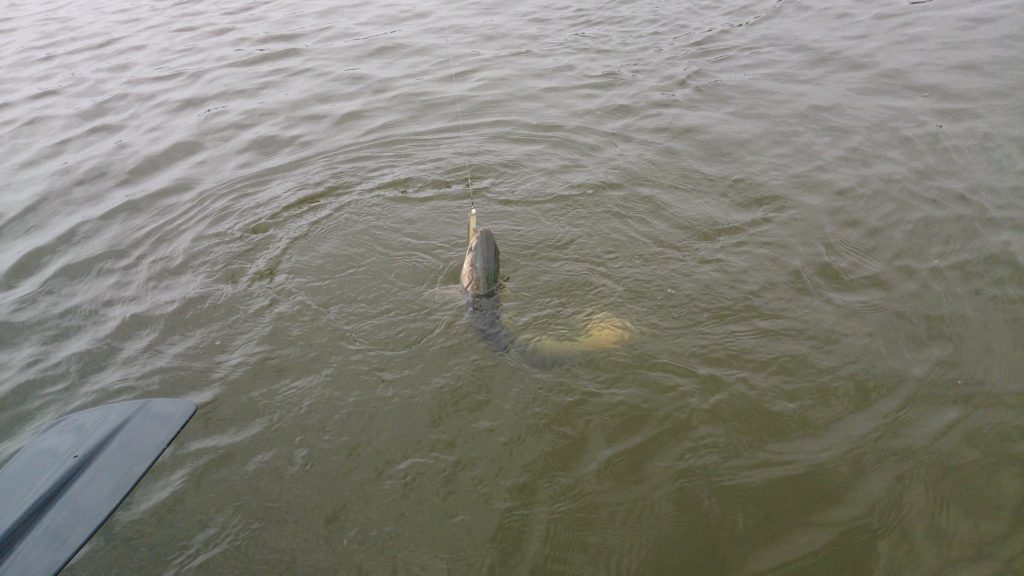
[{"x1": 459, "y1": 208, "x2": 633, "y2": 366}]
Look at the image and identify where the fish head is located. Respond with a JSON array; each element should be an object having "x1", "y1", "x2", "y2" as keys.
[{"x1": 461, "y1": 227, "x2": 500, "y2": 297}]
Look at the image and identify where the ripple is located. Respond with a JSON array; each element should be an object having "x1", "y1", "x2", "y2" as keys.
[{"x1": 3, "y1": 0, "x2": 1024, "y2": 573}]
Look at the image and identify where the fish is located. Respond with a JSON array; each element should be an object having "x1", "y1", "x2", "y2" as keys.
[{"x1": 459, "y1": 209, "x2": 633, "y2": 366}]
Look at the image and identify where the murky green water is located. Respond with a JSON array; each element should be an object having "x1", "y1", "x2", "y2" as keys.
[{"x1": 2, "y1": 0, "x2": 1023, "y2": 573}]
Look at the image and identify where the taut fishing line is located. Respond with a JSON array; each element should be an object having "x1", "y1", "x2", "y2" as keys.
[{"x1": 440, "y1": 3, "x2": 475, "y2": 208}]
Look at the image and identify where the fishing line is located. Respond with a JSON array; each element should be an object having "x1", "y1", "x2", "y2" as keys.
[{"x1": 441, "y1": 4, "x2": 475, "y2": 208}]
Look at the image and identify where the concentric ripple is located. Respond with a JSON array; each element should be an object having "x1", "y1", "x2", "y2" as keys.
[{"x1": 1, "y1": 0, "x2": 1022, "y2": 574}]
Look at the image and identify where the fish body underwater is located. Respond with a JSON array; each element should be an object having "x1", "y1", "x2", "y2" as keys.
[
  {"x1": 461, "y1": 226, "x2": 517, "y2": 354},
  {"x1": 459, "y1": 210, "x2": 633, "y2": 367}
]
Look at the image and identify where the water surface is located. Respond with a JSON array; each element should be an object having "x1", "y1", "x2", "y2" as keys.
[{"x1": 1, "y1": 0, "x2": 1022, "y2": 573}]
